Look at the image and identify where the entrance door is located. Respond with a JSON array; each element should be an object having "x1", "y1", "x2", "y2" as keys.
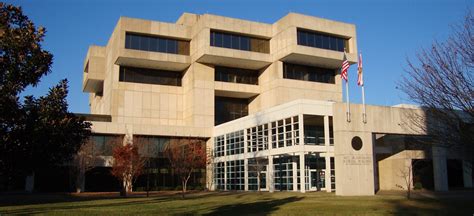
[
  {"x1": 260, "y1": 171, "x2": 267, "y2": 190},
  {"x1": 309, "y1": 169, "x2": 326, "y2": 191},
  {"x1": 310, "y1": 169, "x2": 318, "y2": 190},
  {"x1": 318, "y1": 170, "x2": 326, "y2": 190}
]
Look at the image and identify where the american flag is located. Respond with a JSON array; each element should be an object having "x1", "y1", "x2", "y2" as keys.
[
  {"x1": 357, "y1": 53, "x2": 363, "y2": 86},
  {"x1": 341, "y1": 52, "x2": 349, "y2": 82}
]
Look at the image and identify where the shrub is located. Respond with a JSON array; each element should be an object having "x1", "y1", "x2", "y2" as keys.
[{"x1": 414, "y1": 182, "x2": 423, "y2": 190}]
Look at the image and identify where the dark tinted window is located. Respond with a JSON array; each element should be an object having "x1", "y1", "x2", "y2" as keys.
[
  {"x1": 240, "y1": 37, "x2": 250, "y2": 51},
  {"x1": 330, "y1": 37, "x2": 337, "y2": 50},
  {"x1": 215, "y1": 97, "x2": 249, "y2": 125},
  {"x1": 297, "y1": 31, "x2": 306, "y2": 45},
  {"x1": 119, "y1": 66, "x2": 182, "y2": 86},
  {"x1": 297, "y1": 29, "x2": 348, "y2": 52},
  {"x1": 322, "y1": 35, "x2": 329, "y2": 49},
  {"x1": 315, "y1": 34, "x2": 322, "y2": 48},
  {"x1": 283, "y1": 63, "x2": 335, "y2": 84},
  {"x1": 130, "y1": 34, "x2": 139, "y2": 49},
  {"x1": 223, "y1": 34, "x2": 232, "y2": 48},
  {"x1": 140, "y1": 36, "x2": 149, "y2": 51},
  {"x1": 307, "y1": 33, "x2": 315, "y2": 47},
  {"x1": 215, "y1": 66, "x2": 259, "y2": 85},
  {"x1": 232, "y1": 35, "x2": 240, "y2": 49},
  {"x1": 210, "y1": 31, "x2": 269, "y2": 53},
  {"x1": 125, "y1": 33, "x2": 189, "y2": 55},
  {"x1": 167, "y1": 40, "x2": 177, "y2": 53},
  {"x1": 91, "y1": 134, "x2": 123, "y2": 156},
  {"x1": 149, "y1": 38, "x2": 158, "y2": 52}
]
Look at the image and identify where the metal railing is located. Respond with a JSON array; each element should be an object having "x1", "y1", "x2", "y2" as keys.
[{"x1": 304, "y1": 136, "x2": 334, "y2": 145}]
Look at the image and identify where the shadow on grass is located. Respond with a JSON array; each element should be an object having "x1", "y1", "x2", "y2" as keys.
[
  {"x1": 0, "y1": 190, "x2": 200, "y2": 207},
  {"x1": 1, "y1": 192, "x2": 302, "y2": 215},
  {"x1": 378, "y1": 191, "x2": 474, "y2": 216},
  {"x1": 0, "y1": 196, "x2": 172, "y2": 215},
  {"x1": 203, "y1": 196, "x2": 303, "y2": 216},
  {"x1": 0, "y1": 192, "x2": 128, "y2": 207},
  {"x1": 0, "y1": 191, "x2": 246, "y2": 215}
]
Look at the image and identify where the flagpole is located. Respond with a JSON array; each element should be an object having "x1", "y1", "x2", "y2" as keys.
[
  {"x1": 346, "y1": 80, "x2": 351, "y2": 122},
  {"x1": 342, "y1": 49, "x2": 351, "y2": 123},
  {"x1": 362, "y1": 85, "x2": 366, "y2": 123}
]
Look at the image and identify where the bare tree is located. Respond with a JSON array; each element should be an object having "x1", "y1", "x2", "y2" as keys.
[
  {"x1": 399, "y1": 11, "x2": 474, "y2": 153},
  {"x1": 248, "y1": 153, "x2": 268, "y2": 192},
  {"x1": 248, "y1": 126, "x2": 269, "y2": 192},
  {"x1": 73, "y1": 139, "x2": 102, "y2": 193},
  {"x1": 164, "y1": 138, "x2": 206, "y2": 198},
  {"x1": 395, "y1": 136, "x2": 431, "y2": 199}
]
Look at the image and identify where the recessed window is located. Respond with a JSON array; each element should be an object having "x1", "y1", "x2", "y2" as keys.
[
  {"x1": 125, "y1": 32, "x2": 189, "y2": 55},
  {"x1": 283, "y1": 63, "x2": 335, "y2": 84},
  {"x1": 119, "y1": 66, "x2": 182, "y2": 86},
  {"x1": 215, "y1": 66, "x2": 259, "y2": 85},
  {"x1": 215, "y1": 97, "x2": 249, "y2": 125},
  {"x1": 297, "y1": 29, "x2": 348, "y2": 52},
  {"x1": 210, "y1": 31, "x2": 269, "y2": 53}
]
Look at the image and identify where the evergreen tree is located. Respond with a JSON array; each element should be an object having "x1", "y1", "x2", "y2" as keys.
[{"x1": 0, "y1": 3, "x2": 91, "y2": 191}]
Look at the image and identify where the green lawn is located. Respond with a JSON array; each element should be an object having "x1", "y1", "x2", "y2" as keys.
[{"x1": 0, "y1": 191, "x2": 473, "y2": 215}]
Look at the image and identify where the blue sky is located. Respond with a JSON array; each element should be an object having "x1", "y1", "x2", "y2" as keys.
[{"x1": 7, "y1": 0, "x2": 472, "y2": 113}]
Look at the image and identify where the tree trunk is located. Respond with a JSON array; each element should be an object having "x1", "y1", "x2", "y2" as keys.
[
  {"x1": 121, "y1": 175, "x2": 133, "y2": 197},
  {"x1": 25, "y1": 172, "x2": 35, "y2": 193},
  {"x1": 257, "y1": 172, "x2": 261, "y2": 193},
  {"x1": 182, "y1": 181, "x2": 186, "y2": 198},
  {"x1": 75, "y1": 169, "x2": 85, "y2": 193},
  {"x1": 182, "y1": 173, "x2": 191, "y2": 199}
]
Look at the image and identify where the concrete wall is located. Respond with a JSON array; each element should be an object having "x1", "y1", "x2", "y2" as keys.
[
  {"x1": 82, "y1": 12, "x2": 358, "y2": 136},
  {"x1": 332, "y1": 103, "x2": 427, "y2": 196}
]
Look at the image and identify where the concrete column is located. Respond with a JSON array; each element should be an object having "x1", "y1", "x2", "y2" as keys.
[
  {"x1": 293, "y1": 162, "x2": 298, "y2": 191},
  {"x1": 432, "y1": 146, "x2": 448, "y2": 191},
  {"x1": 223, "y1": 134, "x2": 227, "y2": 191},
  {"x1": 243, "y1": 129, "x2": 249, "y2": 191},
  {"x1": 244, "y1": 158, "x2": 249, "y2": 191},
  {"x1": 268, "y1": 155, "x2": 274, "y2": 192},
  {"x1": 325, "y1": 156, "x2": 332, "y2": 192},
  {"x1": 268, "y1": 122, "x2": 273, "y2": 150},
  {"x1": 299, "y1": 152, "x2": 306, "y2": 193},
  {"x1": 244, "y1": 127, "x2": 248, "y2": 154},
  {"x1": 298, "y1": 114, "x2": 304, "y2": 145},
  {"x1": 463, "y1": 160, "x2": 473, "y2": 188},
  {"x1": 324, "y1": 116, "x2": 330, "y2": 148}
]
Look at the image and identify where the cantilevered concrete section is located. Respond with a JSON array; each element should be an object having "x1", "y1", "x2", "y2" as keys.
[{"x1": 81, "y1": 12, "x2": 472, "y2": 195}]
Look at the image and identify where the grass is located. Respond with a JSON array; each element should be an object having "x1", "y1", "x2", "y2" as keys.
[{"x1": 0, "y1": 191, "x2": 473, "y2": 215}]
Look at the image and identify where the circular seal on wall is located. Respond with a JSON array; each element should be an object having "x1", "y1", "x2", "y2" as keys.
[{"x1": 351, "y1": 136, "x2": 363, "y2": 151}]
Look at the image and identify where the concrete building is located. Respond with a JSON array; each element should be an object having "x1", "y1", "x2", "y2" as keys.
[{"x1": 81, "y1": 13, "x2": 472, "y2": 195}]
